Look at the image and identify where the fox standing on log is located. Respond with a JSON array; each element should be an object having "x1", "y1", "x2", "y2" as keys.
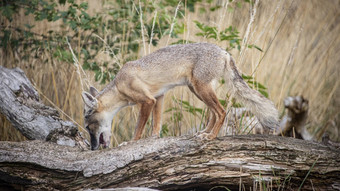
[{"x1": 82, "y1": 43, "x2": 279, "y2": 150}]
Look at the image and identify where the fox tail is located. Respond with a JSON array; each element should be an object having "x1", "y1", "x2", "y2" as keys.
[{"x1": 224, "y1": 54, "x2": 279, "y2": 133}]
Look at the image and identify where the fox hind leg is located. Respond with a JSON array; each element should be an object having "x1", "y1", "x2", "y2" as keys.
[
  {"x1": 202, "y1": 111, "x2": 216, "y2": 134},
  {"x1": 188, "y1": 84, "x2": 216, "y2": 134},
  {"x1": 191, "y1": 81, "x2": 226, "y2": 140}
]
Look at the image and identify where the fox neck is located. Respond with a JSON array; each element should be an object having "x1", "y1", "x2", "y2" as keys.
[{"x1": 97, "y1": 86, "x2": 127, "y2": 118}]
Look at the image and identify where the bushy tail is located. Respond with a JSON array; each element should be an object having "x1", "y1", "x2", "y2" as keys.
[{"x1": 224, "y1": 55, "x2": 279, "y2": 133}]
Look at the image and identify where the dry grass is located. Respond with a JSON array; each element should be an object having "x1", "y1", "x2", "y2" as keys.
[{"x1": 0, "y1": 0, "x2": 339, "y2": 144}]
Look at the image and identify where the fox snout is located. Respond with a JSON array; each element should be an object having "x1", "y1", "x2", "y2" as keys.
[
  {"x1": 89, "y1": 131, "x2": 110, "y2": 150},
  {"x1": 89, "y1": 132, "x2": 99, "y2": 150}
]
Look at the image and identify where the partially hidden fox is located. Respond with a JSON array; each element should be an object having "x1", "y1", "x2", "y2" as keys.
[{"x1": 82, "y1": 43, "x2": 279, "y2": 150}]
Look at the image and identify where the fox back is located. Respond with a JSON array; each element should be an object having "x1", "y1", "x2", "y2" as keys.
[{"x1": 113, "y1": 43, "x2": 226, "y2": 97}]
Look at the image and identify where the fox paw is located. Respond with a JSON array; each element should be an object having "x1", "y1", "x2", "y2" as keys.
[
  {"x1": 196, "y1": 132, "x2": 215, "y2": 140},
  {"x1": 151, "y1": 134, "x2": 161, "y2": 139},
  {"x1": 118, "y1": 141, "x2": 128, "y2": 147},
  {"x1": 195, "y1": 129, "x2": 209, "y2": 136}
]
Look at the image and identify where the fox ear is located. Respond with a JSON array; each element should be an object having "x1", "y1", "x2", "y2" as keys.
[
  {"x1": 89, "y1": 86, "x2": 99, "y2": 97},
  {"x1": 82, "y1": 92, "x2": 98, "y2": 109}
]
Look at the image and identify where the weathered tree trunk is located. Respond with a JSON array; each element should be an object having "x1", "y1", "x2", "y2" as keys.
[
  {"x1": 0, "y1": 66, "x2": 78, "y2": 146},
  {"x1": 1, "y1": 135, "x2": 339, "y2": 191}
]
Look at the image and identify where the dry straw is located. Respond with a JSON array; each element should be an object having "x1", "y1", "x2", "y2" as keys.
[{"x1": 0, "y1": 0, "x2": 339, "y2": 143}]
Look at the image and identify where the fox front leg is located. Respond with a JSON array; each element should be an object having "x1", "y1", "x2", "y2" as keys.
[{"x1": 151, "y1": 95, "x2": 164, "y2": 137}]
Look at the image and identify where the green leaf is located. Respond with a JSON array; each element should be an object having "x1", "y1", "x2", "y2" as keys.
[
  {"x1": 241, "y1": 74, "x2": 269, "y2": 98},
  {"x1": 0, "y1": 30, "x2": 11, "y2": 48},
  {"x1": 24, "y1": 24, "x2": 34, "y2": 29},
  {"x1": 52, "y1": 14, "x2": 61, "y2": 21},
  {"x1": 53, "y1": 49, "x2": 73, "y2": 62},
  {"x1": 59, "y1": 0, "x2": 67, "y2": 5},
  {"x1": 170, "y1": 39, "x2": 196, "y2": 45},
  {"x1": 199, "y1": 7, "x2": 206, "y2": 13},
  {"x1": 210, "y1": 5, "x2": 221, "y2": 11},
  {"x1": 219, "y1": 99, "x2": 228, "y2": 107},
  {"x1": 241, "y1": 74, "x2": 253, "y2": 80},
  {"x1": 258, "y1": 89, "x2": 269, "y2": 98},
  {"x1": 80, "y1": 2, "x2": 88, "y2": 10},
  {"x1": 236, "y1": 2, "x2": 242, "y2": 8},
  {"x1": 95, "y1": 71, "x2": 102, "y2": 82},
  {"x1": 247, "y1": 80, "x2": 267, "y2": 90},
  {"x1": 160, "y1": 124, "x2": 169, "y2": 138},
  {"x1": 248, "y1": 44, "x2": 263, "y2": 52},
  {"x1": 68, "y1": 20, "x2": 77, "y2": 30},
  {"x1": 254, "y1": 45, "x2": 263, "y2": 52},
  {"x1": 1, "y1": 5, "x2": 15, "y2": 20}
]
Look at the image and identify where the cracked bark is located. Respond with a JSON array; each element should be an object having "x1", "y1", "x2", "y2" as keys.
[{"x1": 1, "y1": 135, "x2": 339, "y2": 191}]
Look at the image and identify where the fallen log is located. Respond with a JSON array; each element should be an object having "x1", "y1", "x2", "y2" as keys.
[
  {"x1": 0, "y1": 135, "x2": 339, "y2": 191},
  {"x1": 0, "y1": 66, "x2": 79, "y2": 146}
]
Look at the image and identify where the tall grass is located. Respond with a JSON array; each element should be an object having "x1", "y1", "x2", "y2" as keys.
[{"x1": 0, "y1": 0, "x2": 339, "y2": 144}]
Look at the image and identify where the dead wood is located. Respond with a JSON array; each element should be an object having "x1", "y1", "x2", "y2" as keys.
[
  {"x1": 1, "y1": 135, "x2": 339, "y2": 191},
  {"x1": 0, "y1": 66, "x2": 78, "y2": 146}
]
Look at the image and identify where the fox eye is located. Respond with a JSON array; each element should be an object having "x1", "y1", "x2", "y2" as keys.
[
  {"x1": 88, "y1": 109, "x2": 93, "y2": 115},
  {"x1": 85, "y1": 109, "x2": 94, "y2": 119},
  {"x1": 85, "y1": 126, "x2": 90, "y2": 130}
]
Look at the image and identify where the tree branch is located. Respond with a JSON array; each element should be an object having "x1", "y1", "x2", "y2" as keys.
[{"x1": 0, "y1": 66, "x2": 78, "y2": 146}]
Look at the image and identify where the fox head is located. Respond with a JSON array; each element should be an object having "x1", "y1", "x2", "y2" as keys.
[{"x1": 82, "y1": 87, "x2": 111, "y2": 150}]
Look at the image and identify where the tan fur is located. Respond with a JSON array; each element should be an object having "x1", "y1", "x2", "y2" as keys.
[{"x1": 82, "y1": 43, "x2": 279, "y2": 150}]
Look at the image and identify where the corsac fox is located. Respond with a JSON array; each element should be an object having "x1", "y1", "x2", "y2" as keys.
[{"x1": 82, "y1": 43, "x2": 279, "y2": 150}]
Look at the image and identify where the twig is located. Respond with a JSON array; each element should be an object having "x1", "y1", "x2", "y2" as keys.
[
  {"x1": 93, "y1": 34, "x2": 122, "y2": 68},
  {"x1": 138, "y1": 0, "x2": 147, "y2": 56},
  {"x1": 65, "y1": 37, "x2": 90, "y2": 91},
  {"x1": 239, "y1": 0, "x2": 259, "y2": 65},
  {"x1": 298, "y1": 157, "x2": 319, "y2": 191},
  {"x1": 149, "y1": 11, "x2": 158, "y2": 54},
  {"x1": 251, "y1": 0, "x2": 296, "y2": 76},
  {"x1": 34, "y1": 85, "x2": 88, "y2": 134},
  {"x1": 166, "y1": 1, "x2": 182, "y2": 46}
]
